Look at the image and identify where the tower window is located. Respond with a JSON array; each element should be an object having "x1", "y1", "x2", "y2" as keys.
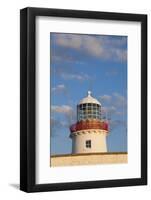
[{"x1": 86, "y1": 140, "x2": 91, "y2": 148}]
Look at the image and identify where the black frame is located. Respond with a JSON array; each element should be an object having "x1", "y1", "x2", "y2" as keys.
[{"x1": 20, "y1": 7, "x2": 147, "y2": 192}]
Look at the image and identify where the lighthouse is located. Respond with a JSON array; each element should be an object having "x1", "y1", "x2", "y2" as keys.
[{"x1": 70, "y1": 91, "x2": 109, "y2": 154}]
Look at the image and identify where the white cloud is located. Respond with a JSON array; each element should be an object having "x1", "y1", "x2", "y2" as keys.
[
  {"x1": 105, "y1": 68, "x2": 118, "y2": 76},
  {"x1": 82, "y1": 35, "x2": 103, "y2": 57},
  {"x1": 112, "y1": 48, "x2": 127, "y2": 62},
  {"x1": 52, "y1": 84, "x2": 66, "y2": 93},
  {"x1": 100, "y1": 93, "x2": 127, "y2": 109},
  {"x1": 113, "y1": 92, "x2": 127, "y2": 108},
  {"x1": 99, "y1": 93, "x2": 127, "y2": 124},
  {"x1": 56, "y1": 34, "x2": 82, "y2": 49},
  {"x1": 51, "y1": 105, "x2": 73, "y2": 114},
  {"x1": 51, "y1": 118, "x2": 68, "y2": 128},
  {"x1": 100, "y1": 94, "x2": 112, "y2": 103},
  {"x1": 51, "y1": 105, "x2": 76, "y2": 125},
  {"x1": 99, "y1": 36, "x2": 127, "y2": 47},
  {"x1": 55, "y1": 34, "x2": 104, "y2": 58},
  {"x1": 50, "y1": 118, "x2": 69, "y2": 137},
  {"x1": 102, "y1": 106, "x2": 117, "y2": 118},
  {"x1": 61, "y1": 72, "x2": 90, "y2": 81},
  {"x1": 54, "y1": 33, "x2": 127, "y2": 63}
]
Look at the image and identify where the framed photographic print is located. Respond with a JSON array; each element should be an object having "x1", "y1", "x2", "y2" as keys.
[{"x1": 20, "y1": 7, "x2": 147, "y2": 192}]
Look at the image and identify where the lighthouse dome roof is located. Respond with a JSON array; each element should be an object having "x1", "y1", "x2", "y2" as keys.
[{"x1": 78, "y1": 91, "x2": 101, "y2": 106}]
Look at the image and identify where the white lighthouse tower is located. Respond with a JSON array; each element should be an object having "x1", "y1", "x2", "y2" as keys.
[{"x1": 70, "y1": 91, "x2": 109, "y2": 154}]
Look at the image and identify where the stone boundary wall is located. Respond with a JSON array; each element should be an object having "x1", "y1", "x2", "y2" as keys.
[{"x1": 50, "y1": 152, "x2": 128, "y2": 167}]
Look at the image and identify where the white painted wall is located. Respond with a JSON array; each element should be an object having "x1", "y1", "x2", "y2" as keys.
[
  {"x1": 0, "y1": 0, "x2": 150, "y2": 199},
  {"x1": 72, "y1": 130, "x2": 107, "y2": 153}
]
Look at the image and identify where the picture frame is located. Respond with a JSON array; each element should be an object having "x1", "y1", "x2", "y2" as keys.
[{"x1": 20, "y1": 7, "x2": 147, "y2": 192}]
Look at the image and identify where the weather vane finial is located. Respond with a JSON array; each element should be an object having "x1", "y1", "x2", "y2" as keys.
[{"x1": 88, "y1": 91, "x2": 92, "y2": 97}]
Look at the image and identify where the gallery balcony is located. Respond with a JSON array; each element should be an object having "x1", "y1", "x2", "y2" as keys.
[{"x1": 70, "y1": 119, "x2": 109, "y2": 133}]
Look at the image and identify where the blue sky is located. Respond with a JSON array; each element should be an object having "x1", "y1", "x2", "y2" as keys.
[{"x1": 50, "y1": 33, "x2": 127, "y2": 155}]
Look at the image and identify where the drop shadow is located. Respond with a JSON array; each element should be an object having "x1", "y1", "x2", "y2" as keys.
[{"x1": 9, "y1": 183, "x2": 20, "y2": 190}]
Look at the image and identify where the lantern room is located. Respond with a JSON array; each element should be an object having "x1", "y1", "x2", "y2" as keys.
[{"x1": 77, "y1": 91, "x2": 101, "y2": 121}]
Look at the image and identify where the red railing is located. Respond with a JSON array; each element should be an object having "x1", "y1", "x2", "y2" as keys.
[{"x1": 70, "y1": 119, "x2": 109, "y2": 132}]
